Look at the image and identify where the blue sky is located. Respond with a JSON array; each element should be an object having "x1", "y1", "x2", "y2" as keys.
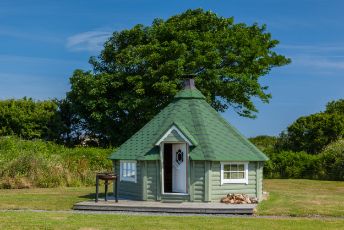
[{"x1": 1, "y1": 0, "x2": 344, "y2": 137}]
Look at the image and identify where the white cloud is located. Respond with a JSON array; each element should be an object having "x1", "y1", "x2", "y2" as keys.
[
  {"x1": 293, "y1": 56, "x2": 344, "y2": 70},
  {"x1": 0, "y1": 27, "x2": 61, "y2": 43},
  {"x1": 278, "y1": 44, "x2": 344, "y2": 55},
  {"x1": 277, "y1": 43, "x2": 344, "y2": 73},
  {"x1": 0, "y1": 54, "x2": 82, "y2": 65},
  {"x1": 66, "y1": 31, "x2": 112, "y2": 52}
]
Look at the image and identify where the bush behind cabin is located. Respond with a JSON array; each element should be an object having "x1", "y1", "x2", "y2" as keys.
[
  {"x1": 250, "y1": 136, "x2": 344, "y2": 181},
  {"x1": 0, "y1": 136, "x2": 113, "y2": 189}
]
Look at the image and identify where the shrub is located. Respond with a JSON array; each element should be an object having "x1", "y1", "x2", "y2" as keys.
[
  {"x1": 318, "y1": 139, "x2": 344, "y2": 181},
  {"x1": 0, "y1": 136, "x2": 113, "y2": 188},
  {"x1": 262, "y1": 140, "x2": 344, "y2": 181},
  {"x1": 264, "y1": 151, "x2": 319, "y2": 179}
]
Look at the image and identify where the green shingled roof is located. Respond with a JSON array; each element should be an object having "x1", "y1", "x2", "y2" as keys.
[{"x1": 110, "y1": 88, "x2": 268, "y2": 161}]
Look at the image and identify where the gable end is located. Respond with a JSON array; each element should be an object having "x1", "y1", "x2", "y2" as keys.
[{"x1": 155, "y1": 125, "x2": 193, "y2": 146}]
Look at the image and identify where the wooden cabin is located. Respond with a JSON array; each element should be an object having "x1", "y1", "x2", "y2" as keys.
[{"x1": 109, "y1": 79, "x2": 268, "y2": 202}]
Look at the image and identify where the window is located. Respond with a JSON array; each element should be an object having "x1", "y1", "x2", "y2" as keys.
[
  {"x1": 120, "y1": 160, "x2": 137, "y2": 183},
  {"x1": 221, "y1": 162, "x2": 248, "y2": 184}
]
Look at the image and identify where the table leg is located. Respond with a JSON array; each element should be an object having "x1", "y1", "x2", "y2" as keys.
[
  {"x1": 104, "y1": 180, "x2": 108, "y2": 201},
  {"x1": 95, "y1": 175, "x2": 99, "y2": 202},
  {"x1": 115, "y1": 177, "x2": 118, "y2": 202}
]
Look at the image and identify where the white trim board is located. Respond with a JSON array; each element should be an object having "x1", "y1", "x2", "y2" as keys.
[{"x1": 155, "y1": 125, "x2": 193, "y2": 146}]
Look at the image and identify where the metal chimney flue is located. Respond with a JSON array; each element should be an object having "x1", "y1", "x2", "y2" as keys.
[
  {"x1": 182, "y1": 74, "x2": 196, "y2": 89},
  {"x1": 183, "y1": 79, "x2": 195, "y2": 89}
]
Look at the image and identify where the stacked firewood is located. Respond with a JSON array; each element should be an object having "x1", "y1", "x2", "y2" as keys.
[{"x1": 220, "y1": 193, "x2": 258, "y2": 204}]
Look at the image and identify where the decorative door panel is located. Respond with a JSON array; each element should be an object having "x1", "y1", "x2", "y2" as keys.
[{"x1": 172, "y1": 143, "x2": 187, "y2": 193}]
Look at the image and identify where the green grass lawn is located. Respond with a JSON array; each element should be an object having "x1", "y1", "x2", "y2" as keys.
[
  {"x1": 258, "y1": 179, "x2": 344, "y2": 217},
  {"x1": 0, "y1": 186, "x2": 94, "y2": 210},
  {"x1": 0, "y1": 179, "x2": 343, "y2": 229},
  {"x1": 0, "y1": 179, "x2": 343, "y2": 216},
  {"x1": 0, "y1": 211, "x2": 343, "y2": 230}
]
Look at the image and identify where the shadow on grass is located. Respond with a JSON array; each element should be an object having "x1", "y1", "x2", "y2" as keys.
[{"x1": 78, "y1": 192, "x2": 116, "y2": 200}]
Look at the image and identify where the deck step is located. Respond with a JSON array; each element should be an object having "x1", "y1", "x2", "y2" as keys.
[
  {"x1": 73, "y1": 200, "x2": 256, "y2": 215},
  {"x1": 161, "y1": 200, "x2": 184, "y2": 203},
  {"x1": 161, "y1": 194, "x2": 190, "y2": 202}
]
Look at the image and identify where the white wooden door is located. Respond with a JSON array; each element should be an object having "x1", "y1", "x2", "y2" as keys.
[{"x1": 172, "y1": 143, "x2": 187, "y2": 193}]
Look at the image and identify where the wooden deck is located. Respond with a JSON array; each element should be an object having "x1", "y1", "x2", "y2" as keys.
[{"x1": 73, "y1": 199, "x2": 256, "y2": 215}]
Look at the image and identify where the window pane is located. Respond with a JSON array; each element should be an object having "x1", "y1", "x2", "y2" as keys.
[
  {"x1": 129, "y1": 163, "x2": 135, "y2": 178},
  {"x1": 224, "y1": 165, "x2": 231, "y2": 171},
  {"x1": 131, "y1": 165, "x2": 135, "y2": 177},
  {"x1": 128, "y1": 163, "x2": 132, "y2": 176},
  {"x1": 120, "y1": 161, "x2": 136, "y2": 181},
  {"x1": 238, "y1": 164, "x2": 244, "y2": 171},
  {"x1": 231, "y1": 164, "x2": 238, "y2": 171},
  {"x1": 238, "y1": 172, "x2": 245, "y2": 179},
  {"x1": 123, "y1": 163, "x2": 127, "y2": 177},
  {"x1": 231, "y1": 172, "x2": 238, "y2": 179},
  {"x1": 224, "y1": 172, "x2": 231, "y2": 179}
]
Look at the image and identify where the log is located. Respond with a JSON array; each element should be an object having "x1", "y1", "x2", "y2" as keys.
[{"x1": 220, "y1": 193, "x2": 258, "y2": 204}]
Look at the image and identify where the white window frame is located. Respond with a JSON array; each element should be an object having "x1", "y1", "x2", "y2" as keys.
[
  {"x1": 120, "y1": 160, "x2": 137, "y2": 183},
  {"x1": 220, "y1": 162, "x2": 248, "y2": 185}
]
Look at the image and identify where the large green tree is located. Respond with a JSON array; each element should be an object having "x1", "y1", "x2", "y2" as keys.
[
  {"x1": 67, "y1": 9, "x2": 290, "y2": 146},
  {"x1": 249, "y1": 135, "x2": 278, "y2": 153},
  {"x1": 277, "y1": 99, "x2": 344, "y2": 154},
  {"x1": 277, "y1": 114, "x2": 344, "y2": 155}
]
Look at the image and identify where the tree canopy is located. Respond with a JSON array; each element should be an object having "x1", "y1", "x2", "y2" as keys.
[
  {"x1": 325, "y1": 99, "x2": 344, "y2": 115},
  {"x1": 67, "y1": 9, "x2": 290, "y2": 146},
  {"x1": 249, "y1": 135, "x2": 277, "y2": 152},
  {"x1": 277, "y1": 99, "x2": 344, "y2": 154},
  {"x1": 278, "y1": 113, "x2": 344, "y2": 154},
  {"x1": 0, "y1": 98, "x2": 63, "y2": 141}
]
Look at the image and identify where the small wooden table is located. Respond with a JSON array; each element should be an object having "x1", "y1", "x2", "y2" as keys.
[{"x1": 95, "y1": 173, "x2": 118, "y2": 203}]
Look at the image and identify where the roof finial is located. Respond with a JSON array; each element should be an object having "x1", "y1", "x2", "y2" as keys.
[{"x1": 181, "y1": 74, "x2": 196, "y2": 89}]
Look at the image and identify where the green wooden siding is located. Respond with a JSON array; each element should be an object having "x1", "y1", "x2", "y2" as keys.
[
  {"x1": 190, "y1": 161, "x2": 205, "y2": 202},
  {"x1": 114, "y1": 160, "x2": 142, "y2": 200},
  {"x1": 146, "y1": 161, "x2": 158, "y2": 200},
  {"x1": 256, "y1": 162, "x2": 264, "y2": 200},
  {"x1": 141, "y1": 161, "x2": 147, "y2": 200},
  {"x1": 204, "y1": 161, "x2": 211, "y2": 202},
  {"x1": 210, "y1": 162, "x2": 258, "y2": 202},
  {"x1": 115, "y1": 160, "x2": 263, "y2": 202}
]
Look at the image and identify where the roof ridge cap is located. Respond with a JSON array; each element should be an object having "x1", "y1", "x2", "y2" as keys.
[{"x1": 174, "y1": 88, "x2": 206, "y2": 99}]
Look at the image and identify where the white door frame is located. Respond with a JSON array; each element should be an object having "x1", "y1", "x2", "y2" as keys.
[{"x1": 160, "y1": 142, "x2": 189, "y2": 195}]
